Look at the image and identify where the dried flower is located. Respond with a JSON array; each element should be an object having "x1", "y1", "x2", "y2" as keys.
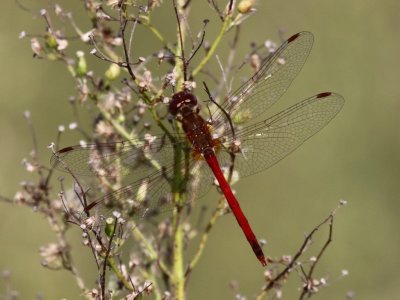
[
  {"x1": 138, "y1": 70, "x2": 153, "y2": 90},
  {"x1": 95, "y1": 120, "x2": 115, "y2": 137},
  {"x1": 30, "y1": 38, "x2": 43, "y2": 56},
  {"x1": 81, "y1": 30, "x2": 95, "y2": 42},
  {"x1": 39, "y1": 243, "x2": 63, "y2": 267}
]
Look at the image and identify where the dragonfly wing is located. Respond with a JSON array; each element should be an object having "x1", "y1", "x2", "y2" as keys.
[
  {"x1": 221, "y1": 93, "x2": 344, "y2": 177},
  {"x1": 186, "y1": 159, "x2": 214, "y2": 200},
  {"x1": 65, "y1": 162, "x2": 176, "y2": 224},
  {"x1": 213, "y1": 32, "x2": 314, "y2": 132},
  {"x1": 56, "y1": 142, "x2": 213, "y2": 220},
  {"x1": 50, "y1": 137, "x2": 183, "y2": 184}
]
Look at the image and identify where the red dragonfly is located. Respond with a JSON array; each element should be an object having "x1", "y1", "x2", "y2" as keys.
[{"x1": 52, "y1": 32, "x2": 344, "y2": 266}]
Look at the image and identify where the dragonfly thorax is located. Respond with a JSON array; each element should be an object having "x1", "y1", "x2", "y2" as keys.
[{"x1": 169, "y1": 91, "x2": 198, "y2": 116}]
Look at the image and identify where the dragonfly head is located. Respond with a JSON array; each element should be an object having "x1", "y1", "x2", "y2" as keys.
[{"x1": 169, "y1": 91, "x2": 198, "y2": 116}]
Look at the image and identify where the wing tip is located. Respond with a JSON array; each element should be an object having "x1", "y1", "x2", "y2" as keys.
[
  {"x1": 58, "y1": 146, "x2": 74, "y2": 154},
  {"x1": 316, "y1": 92, "x2": 332, "y2": 99},
  {"x1": 288, "y1": 31, "x2": 314, "y2": 44}
]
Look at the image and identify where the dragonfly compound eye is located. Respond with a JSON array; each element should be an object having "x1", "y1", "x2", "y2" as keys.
[{"x1": 169, "y1": 91, "x2": 198, "y2": 115}]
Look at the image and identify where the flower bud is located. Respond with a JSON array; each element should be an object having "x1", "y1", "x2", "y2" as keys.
[
  {"x1": 238, "y1": 0, "x2": 254, "y2": 14},
  {"x1": 105, "y1": 217, "x2": 115, "y2": 237},
  {"x1": 76, "y1": 51, "x2": 87, "y2": 76},
  {"x1": 46, "y1": 34, "x2": 58, "y2": 49},
  {"x1": 105, "y1": 63, "x2": 121, "y2": 81}
]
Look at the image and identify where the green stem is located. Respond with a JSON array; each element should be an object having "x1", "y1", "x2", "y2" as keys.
[
  {"x1": 171, "y1": 141, "x2": 185, "y2": 299},
  {"x1": 107, "y1": 257, "x2": 134, "y2": 291},
  {"x1": 140, "y1": 268, "x2": 163, "y2": 300},
  {"x1": 191, "y1": 16, "x2": 231, "y2": 77},
  {"x1": 186, "y1": 198, "x2": 225, "y2": 274},
  {"x1": 130, "y1": 221, "x2": 172, "y2": 277},
  {"x1": 171, "y1": 0, "x2": 186, "y2": 288},
  {"x1": 143, "y1": 22, "x2": 169, "y2": 50},
  {"x1": 172, "y1": 204, "x2": 185, "y2": 300}
]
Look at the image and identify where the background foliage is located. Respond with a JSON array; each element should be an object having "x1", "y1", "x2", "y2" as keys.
[{"x1": 0, "y1": 0, "x2": 399, "y2": 299}]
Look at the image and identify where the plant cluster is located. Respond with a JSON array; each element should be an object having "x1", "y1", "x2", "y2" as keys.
[{"x1": 1, "y1": 1, "x2": 349, "y2": 299}]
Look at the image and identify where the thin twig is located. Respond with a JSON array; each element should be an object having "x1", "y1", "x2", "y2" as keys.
[
  {"x1": 182, "y1": 0, "x2": 192, "y2": 9},
  {"x1": 127, "y1": 14, "x2": 139, "y2": 63},
  {"x1": 255, "y1": 202, "x2": 344, "y2": 300},
  {"x1": 215, "y1": 25, "x2": 240, "y2": 98},
  {"x1": 186, "y1": 20, "x2": 208, "y2": 67},
  {"x1": 191, "y1": 13, "x2": 231, "y2": 77},
  {"x1": 299, "y1": 217, "x2": 334, "y2": 300},
  {"x1": 0, "y1": 194, "x2": 13, "y2": 204},
  {"x1": 185, "y1": 197, "x2": 225, "y2": 278},
  {"x1": 119, "y1": 9, "x2": 136, "y2": 81}
]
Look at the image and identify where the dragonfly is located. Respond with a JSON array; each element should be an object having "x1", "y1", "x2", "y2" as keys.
[{"x1": 51, "y1": 32, "x2": 344, "y2": 267}]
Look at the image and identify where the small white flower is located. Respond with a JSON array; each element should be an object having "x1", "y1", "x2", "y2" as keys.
[
  {"x1": 21, "y1": 159, "x2": 36, "y2": 172},
  {"x1": 30, "y1": 38, "x2": 42, "y2": 56},
  {"x1": 54, "y1": 4, "x2": 63, "y2": 16},
  {"x1": 112, "y1": 211, "x2": 122, "y2": 218},
  {"x1": 81, "y1": 30, "x2": 95, "y2": 42},
  {"x1": 264, "y1": 40, "x2": 277, "y2": 53},
  {"x1": 341, "y1": 269, "x2": 349, "y2": 277},
  {"x1": 277, "y1": 57, "x2": 286, "y2": 65},
  {"x1": 94, "y1": 243, "x2": 102, "y2": 252},
  {"x1": 320, "y1": 277, "x2": 327, "y2": 286},
  {"x1": 56, "y1": 38, "x2": 68, "y2": 51},
  {"x1": 19, "y1": 31, "x2": 26, "y2": 39},
  {"x1": 76, "y1": 50, "x2": 84, "y2": 58},
  {"x1": 144, "y1": 133, "x2": 157, "y2": 144}
]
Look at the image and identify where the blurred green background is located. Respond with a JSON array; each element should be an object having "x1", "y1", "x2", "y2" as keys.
[{"x1": 1, "y1": 0, "x2": 399, "y2": 299}]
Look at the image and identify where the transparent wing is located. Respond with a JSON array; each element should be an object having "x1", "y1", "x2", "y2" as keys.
[
  {"x1": 216, "y1": 93, "x2": 344, "y2": 177},
  {"x1": 53, "y1": 136, "x2": 219, "y2": 222},
  {"x1": 50, "y1": 136, "x2": 186, "y2": 181},
  {"x1": 212, "y1": 31, "x2": 314, "y2": 131},
  {"x1": 81, "y1": 165, "x2": 175, "y2": 219}
]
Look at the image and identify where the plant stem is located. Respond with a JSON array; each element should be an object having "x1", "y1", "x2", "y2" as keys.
[
  {"x1": 130, "y1": 221, "x2": 172, "y2": 277},
  {"x1": 171, "y1": 144, "x2": 185, "y2": 299},
  {"x1": 107, "y1": 257, "x2": 134, "y2": 291},
  {"x1": 172, "y1": 203, "x2": 185, "y2": 300},
  {"x1": 171, "y1": 1, "x2": 187, "y2": 298},
  {"x1": 186, "y1": 197, "x2": 224, "y2": 276}
]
